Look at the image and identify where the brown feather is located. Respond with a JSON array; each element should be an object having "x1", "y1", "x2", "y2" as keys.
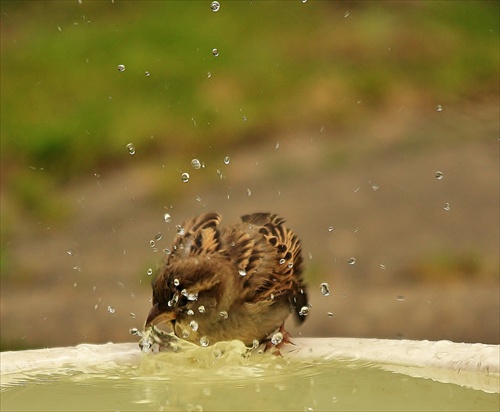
[{"x1": 146, "y1": 212, "x2": 309, "y2": 346}]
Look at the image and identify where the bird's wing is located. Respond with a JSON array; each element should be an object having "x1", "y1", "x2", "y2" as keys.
[
  {"x1": 169, "y1": 212, "x2": 222, "y2": 259},
  {"x1": 217, "y1": 213, "x2": 307, "y2": 322}
]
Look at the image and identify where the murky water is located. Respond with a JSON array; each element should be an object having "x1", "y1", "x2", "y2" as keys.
[{"x1": 1, "y1": 342, "x2": 498, "y2": 411}]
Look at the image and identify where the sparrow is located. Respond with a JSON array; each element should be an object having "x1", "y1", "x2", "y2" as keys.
[{"x1": 144, "y1": 212, "x2": 309, "y2": 348}]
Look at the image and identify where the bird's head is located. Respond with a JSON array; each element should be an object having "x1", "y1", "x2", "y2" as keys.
[{"x1": 145, "y1": 257, "x2": 228, "y2": 344}]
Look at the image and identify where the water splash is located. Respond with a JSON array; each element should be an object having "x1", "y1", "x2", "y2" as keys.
[
  {"x1": 210, "y1": 1, "x2": 220, "y2": 12},
  {"x1": 125, "y1": 143, "x2": 135, "y2": 155},
  {"x1": 181, "y1": 172, "x2": 190, "y2": 183}
]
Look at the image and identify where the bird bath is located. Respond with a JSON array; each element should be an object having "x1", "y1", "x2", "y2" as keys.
[{"x1": 1, "y1": 338, "x2": 498, "y2": 411}]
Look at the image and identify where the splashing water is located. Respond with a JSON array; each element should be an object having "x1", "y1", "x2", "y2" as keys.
[
  {"x1": 320, "y1": 283, "x2": 331, "y2": 296},
  {"x1": 191, "y1": 159, "x2": 201, "y2": 169},
  {"x1": 210, "y1": 1, "x2": 220, "y2": 12},
  {"x1": 125, "y1": 143, "x2": 135, "y2": 155}
]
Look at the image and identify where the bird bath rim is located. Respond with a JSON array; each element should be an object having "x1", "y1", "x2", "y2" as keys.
[{"x1": 1, "y1": 338, "x2": 498, "y2": 394}]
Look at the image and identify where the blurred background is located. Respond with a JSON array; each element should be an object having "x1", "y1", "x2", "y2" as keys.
[{"x1": 1, "y1": 0, "x2": 498, "y2": 351}]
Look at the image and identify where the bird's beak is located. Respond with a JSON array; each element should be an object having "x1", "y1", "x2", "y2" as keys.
[{"x1": 145, "y1": 303, "x2": 176, "y2": 328}]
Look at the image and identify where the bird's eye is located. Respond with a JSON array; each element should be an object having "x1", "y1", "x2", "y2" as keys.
[{"x1": 179, "y1": 295, "x2": 189, "y2": 307}]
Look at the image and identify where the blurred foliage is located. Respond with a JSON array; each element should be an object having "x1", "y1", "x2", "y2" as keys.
[{"x1": 0, "y1": 0, "x2": 499, "y2": 216}]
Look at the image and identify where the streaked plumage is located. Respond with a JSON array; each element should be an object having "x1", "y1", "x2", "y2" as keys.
[{"x1": 145, "y1": 212, "x2": 308, "y2": 347}]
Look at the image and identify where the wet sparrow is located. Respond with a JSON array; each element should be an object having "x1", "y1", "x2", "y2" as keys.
[{"x1": 144, "y1": 212, "x2": 309, "y2": 348}]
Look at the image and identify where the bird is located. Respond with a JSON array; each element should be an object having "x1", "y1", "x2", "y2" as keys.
[{"x1": 144, "y1": 212, "x2": 309, "y2": 348}]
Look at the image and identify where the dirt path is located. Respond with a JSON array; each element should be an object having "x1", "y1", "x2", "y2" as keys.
[{"x1": 1, "y1": 103, "x2": 499, "y2": 349}]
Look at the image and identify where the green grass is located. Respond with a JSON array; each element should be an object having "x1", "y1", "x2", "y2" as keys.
[
  {"x1": 406, "y1": 248, "x2": 485, "y2": 283},
  {"x1": 1, "y1": 0, "x2": 499, "y2": 218}
]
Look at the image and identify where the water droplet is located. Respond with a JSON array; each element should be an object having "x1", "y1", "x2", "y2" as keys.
[
  {"x1": 176, "y1": 225, "x2": 185, "y2": 235},
  {"x1": 182, "y1": 329, "x2": 191, "y2": 339},
  {"x1": 435, "y1": 171, "x2": 444, "y2": 180},
  {"x1": 223, "y1": 156, "x2": 230, "y2": 165},
  {"x1": 149, "y1": 240, "x2": 155, "y2": 247},
  {"x1": 107, "y1": 306, "x2": 116, "y2": 314},
  {"x1": 129, "y1": 312, "x2": 136, "y2": 318},
  {"x1": 126, "y1": 143, "x2": 135, "y2": 155},
  {"x1": 168, "y1": 293, "x2": 178, "y2": 307},
  {"x1": 247, "y1": 188, "x2": 252, "y2": 196},
  {"x1": 344, "y1": 10, "x2": 350, "y2": 18},
  {"x1": 212, "y1": 349, "x2": 222, "y2": 359},
  {"x1": 163, "y1": 248, "x2": 171, "y2": 255},
  {"x1": 129, "y1": 328, "x2": 141, "y2": 336},
  {"x1": 299, "y1": 306, "x2": 310, "y2": 316},
  {"x1": 379, "y1": 264, "x2": 387, "y2": 270},
  {"x1": 238, "y1": 269, "x2": 247, "y2": 277},
  {"x1": 187, "y1": 292, "x2": 198, "y2": 301},
  {"x1": 370, "y1": 182, "x2": 380, "y2": 191},
  {"x1": 191, "y1": 159, "x2": 201, "y2": 169},
  {"x1": 200, "y1": 336, "x2": 210, "y2": 347},
  {"x1": 252, "y1": 339, "x2": 260, "y2": 349},
  {"x1": 271, "y1": 332, "x2": 283, "y2": 345},
  {"x1": 327, "y1": 312, "x2": 334, "y2": 318},
  {"x1": 212, "y1": 48, "x2": 219, "y2": 57},
  {"x1": 146, "y1": 268, "x2": 153, "y2": 276},
  {"x1": 396, "y1": 295, "x2": 406, "y2": 301},
  {"x1": 73, "y1": 282, "x2": 78, "y2": 287},
  {"x1": 145, "y1": 71, "x2": 150, "y2": 77},
  {"x1": 190, "y1": 320, "x2": 199, "y2": 331},
  {"x1": 173, "y1": 278, "x2": 180, "y2": 286},
  {"x1": 210, "y1": 1, "x2": 220, "y2": 12},
  {"x1": 302, "y1": 0, "x2": 308, "y2": 3},
  {"x1": 67, "y1": 250, "x2": 74, "y2": 256},
  {"x1": 181, "y1": 172, "x2": 190, "y2": 183},
  {"x1": 320, "y1": 283, "x2": 331, "y2": 296},
  {"x1": 443, "y1": 202, "x2": 451, "y2": 211},
  {"x1": 436, "y1": 104, "x2": 443, "y2": 112},
  {"x1": 219, "y1": 311, "x2": 229, "y2": 319},
  {"x1": 347, "y1": 257, "x2": 356, "y2": 265},
  {"x1": 279, "y1": 258, "x2": 286, "y2": 265},
  {"x1": 187, "y1": 309, "x2": 194, "y2": 316},
  {"x1": 117, "y1": 64, "x2": 125, "y2": 72},
  {"x1": 198, "y1": 305, "x2": 206, "y2": 313},
  {"x1": 328, "y1": 226, "x2": 334, "y2": 232},
  {"x1": 154, "y1": 232, "x2": 162, "y2": 241},
  {"x1": 243, "y1": 116, "x2": 247, "y2": 122}
]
